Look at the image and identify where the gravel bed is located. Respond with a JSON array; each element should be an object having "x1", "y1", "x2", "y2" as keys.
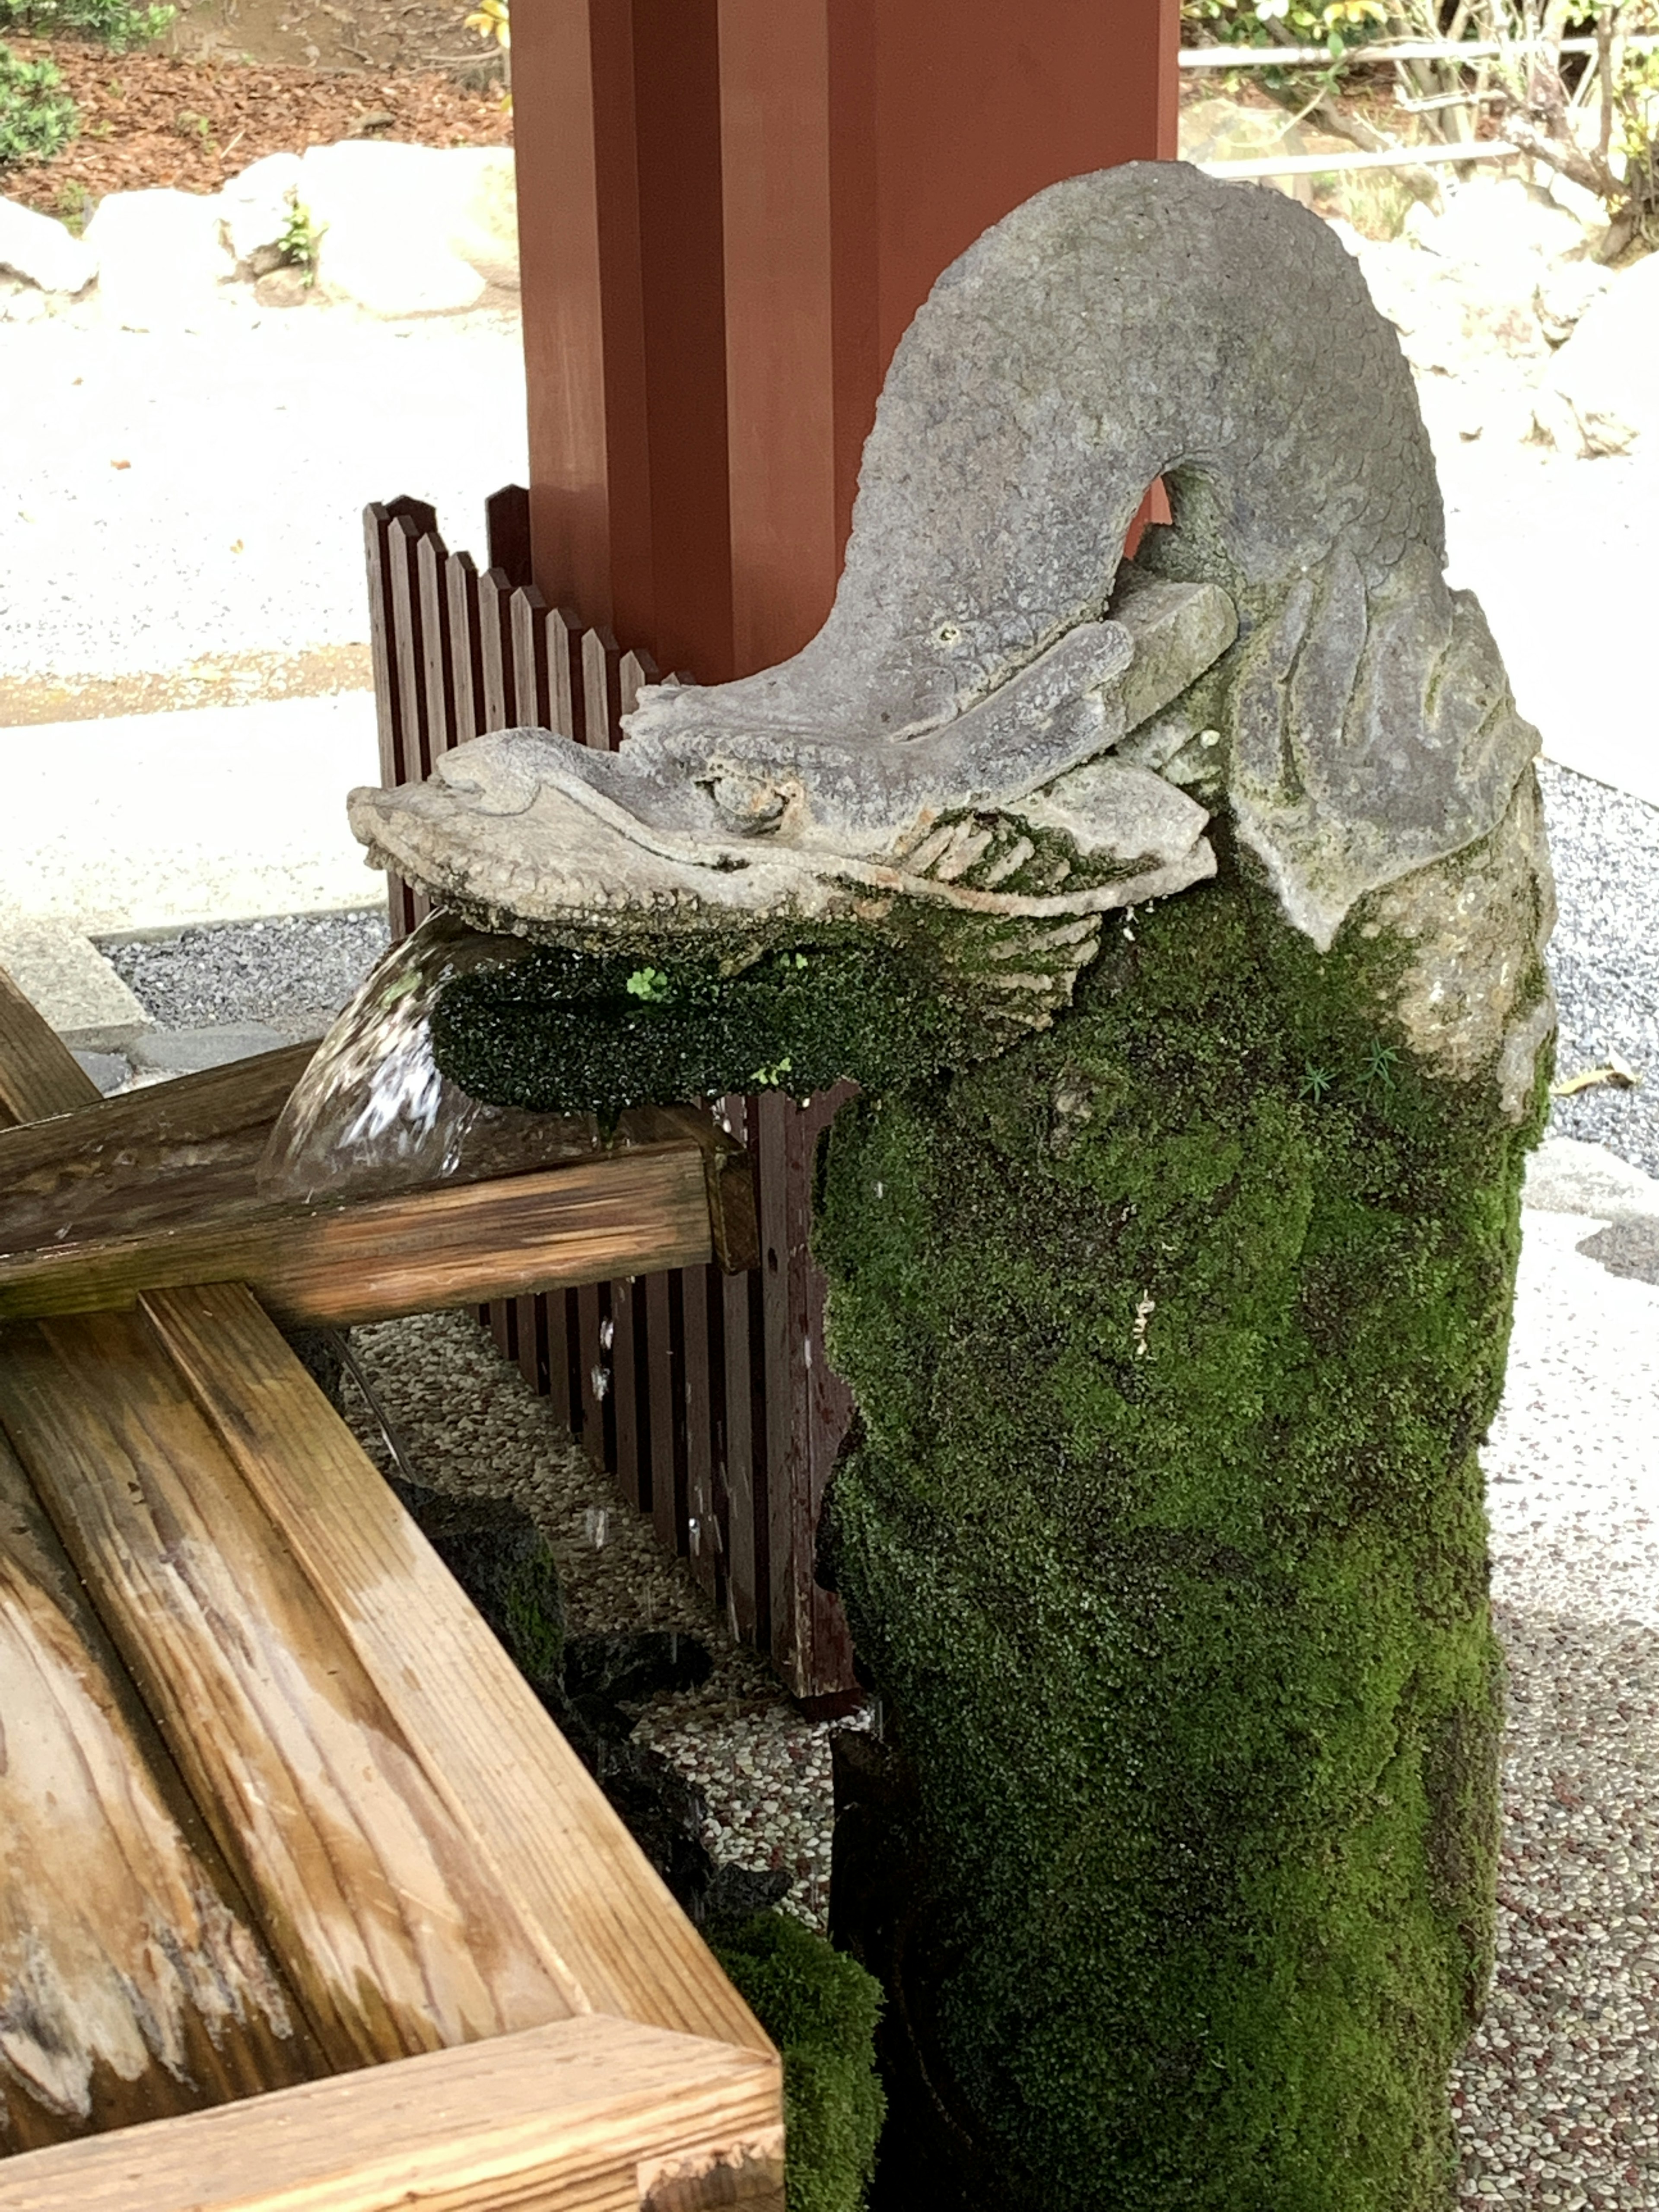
[
  {"x1": 0, "y1": 308, "x2": 528, "y2": 683},
  {"x1": 1539, "y1": 762, "x2": 1659, "y2": 1182},
  {"x1": 98, "y1": 907, "x2": 388, "y2": 1039},
  {"x1": 1456, "y1": 1210, "x2": 1659, "y2": 2209},
  {"x1": 337, "y1": 1309, "x2": 855, "y2": 1931}
]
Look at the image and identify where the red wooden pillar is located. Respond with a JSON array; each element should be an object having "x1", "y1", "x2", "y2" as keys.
[{"x1": 510, "y1": 0, "x2": 1176, "y2": 1697}]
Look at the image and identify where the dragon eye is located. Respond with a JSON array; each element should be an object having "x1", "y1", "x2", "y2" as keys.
[{"x1": 710, "y1": 776, "x2": 788, "y2": 831}]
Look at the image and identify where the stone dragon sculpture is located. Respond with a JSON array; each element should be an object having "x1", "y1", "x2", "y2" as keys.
[
  {"x1": 352, "y1": 159, "x2": 1545, "y2": 1088},
  {"x1": 341, "y1": 163, "x2": 1556, "y2": 2212}
]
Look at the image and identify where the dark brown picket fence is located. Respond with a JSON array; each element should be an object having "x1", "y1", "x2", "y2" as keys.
[{"x1": 365, "y1": 487, "x2": 858, "y2": 1703}]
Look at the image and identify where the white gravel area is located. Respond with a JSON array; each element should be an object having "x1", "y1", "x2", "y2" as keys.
[
  {"x1": 1455, "y1": 1207, "x2": 1659, "y2": 2208},
  {"x1": 0, "y1": 301, "x2": 528, "y2": 682}
]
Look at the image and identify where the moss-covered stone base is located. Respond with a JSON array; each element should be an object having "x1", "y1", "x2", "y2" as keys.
[
  {"x1": 813, "y1": 850, "x2": 1545, "y2": 2211},
  {"x1": 711, "y1": 1910, "x2": 887, "y2": 2212}
]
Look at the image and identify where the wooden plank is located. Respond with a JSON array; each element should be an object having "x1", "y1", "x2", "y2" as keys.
[
  {"x1": 0, "y1": 2014, "x2": 783, "y2": 2212},
  {"x1": 0, "y1": 1310, "x2": 588, "y2": 2070},
  {"x1": 418, "y1": 529, "x2": 458, "y2": 764},
  {"x1": 510, "y1": 585, "x2": 553, "y2": 729},
  {"x1": 484, "y1": 481, "x2": 534, "y2": 590},
  {"x1": 548, "y1": 604, "x2": 582, "y2": 738},
  {"x1": 582, "y1": 626, "x2": 623, "y2": 752},
  {"x1": 681, "y1": 1263, "x2": 719, "y2": 1599},
  {"x1": 141, "y1": 1282, "x2": 771, "y2": 2055},
  {"x1": 388, "y1": 515, "x2": 435, "y2": 784},
  {"x1": 0, "y1": 1430, "x2": 323, "y2": 2153},
  {"x1": 362, "y1": 503, "x2": 404, "y2": 798},
  {"x1": 756, "y1": 1095, "x2": 794, "y2": 1683},
  {"x1": 610, "y1": 1274, "x2": 644, "y2": 1512},
  {"x1": 0, "y1": 1041, "x2": 316, "y2": 1196},
  {"x1": 0, "y1": 1145, "x2": 725, "y2": 1330},
  {"x1": 0, "y1": 966, "x2": 99, "y2": 1128},
  {"x1": 646, "y1": 1270, "x2": 679, "y2": 1553},
  {"x1": 479, "y1": 567, "x2": 518, "y2": 732},
  {"x1": 446, "y1": 550, "x2": 486, "y2": 743}
]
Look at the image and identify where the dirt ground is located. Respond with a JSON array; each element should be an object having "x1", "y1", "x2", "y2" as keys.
[
  {"x1": 0, "y1": 6, "x2": 507, "y2": 224},
  {"x1": 159, "y1": 0, "x2": 498, "y2": 76}
]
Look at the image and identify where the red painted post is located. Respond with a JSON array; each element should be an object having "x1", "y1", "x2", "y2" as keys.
[{"x1": 507, "y1": 0, "x2": 1177, "y2": 1694}]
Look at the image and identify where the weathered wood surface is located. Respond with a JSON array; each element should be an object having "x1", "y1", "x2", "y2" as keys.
[
  {"x1": 0, "y1": 2015, "x2": 784, "y2": 2212},
  {"x1": 0, "y1": 1308, "x2": 589, "y2": 2071},
  {"x1": 0, "y1": 1041, "x2": 317, "y2": 1194},
  {"x1": 0, "y1": 1144, "x2": 736, "y2": 1327},
  {"x1": 144, "y1": 1281, "x2": 771, "y2": 2056},
  {"x1": 0, "y1": 967, "x2": 98, "y2": 1128},
  {"x1": 0, "y1": 1432, "x2": 322, "y2": 2154},
  {"x1": 0, "y1": 974, "x2": 321, "y2": 2155}
]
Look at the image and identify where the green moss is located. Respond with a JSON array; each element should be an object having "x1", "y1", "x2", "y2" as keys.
[
  {"x1": 812, "y1": 845, "x2": 1547, "y2": 2210},
  {"x1": 712, "y1": 1911, "x2": 886, "y2": 2212},
  {"x1": 431, "y1": 936, "x2": 975, "y2": 1118}
]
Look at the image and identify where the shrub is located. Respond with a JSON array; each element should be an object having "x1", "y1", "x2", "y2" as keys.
[
  {"x1": 0, "y1": 0, "x2": 174, "y2": 50},
  {"x1": 0, "y1": 41, "x2": 75, "y2": 165}
]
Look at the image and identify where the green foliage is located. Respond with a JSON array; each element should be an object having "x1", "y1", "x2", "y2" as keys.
[
  {"x1": 0, "y1": 0, "x2": 173, "y2": 49},
  {"x1": 711, "y1": 1912, "x2": 886, "y2": 2212},
  {"x1": 811, "y1": 839, "x2": 1548, "y2": 2209},
  {"x1": 278, "y1": 191, "x2": 325, "y2": 285},
  {"x1": 0, "y1": 41, "x2": 74, "y2": 163},
  {"x1": 1184, "y1": 0, "x2": 1386, "y2": 50},
  {"x1": 432, "y1": 936, "x2": 976, "y2": 1120}
]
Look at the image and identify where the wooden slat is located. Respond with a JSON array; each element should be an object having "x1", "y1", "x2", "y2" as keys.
[
  {"x1": 446, "y1": 550, "x2": 486, "y2": 743},
  {"x1": 140, "y1": 1282, "x2": 770, "y2": 2055},
  {"x1": 363, "y1": 503, "x2": 404, "y2": 797},
  {"x1": 610, "y1": 1274, "x2": 644, "y2": 1513},
  {"x1": 0, "y1": 1430, "x2": 323, "y2": 2152},
  {"x1": 0, "y1": 1310, "x2": 588, "y2": 2069},
  {"x1": 388, "y1": 515, "x2": 435, "y2": 784},
  {"x1": 548, "y1": 605, "x2": 582, "y2": 738},
  {"x1": 645, "y1": 1271, "x2": 679, "y2": 1554},
  {"x1": 484, "y1": 481, "x2": 534, "y2": 591},
  {"x1": 0, "y1": 966, "x2": 99, "y2": 1128},
  {"x1": 0, "y1": 1146, "x2": 728, "y2": 1330},
  {"x1": 510, "y1": 584, "x2": 553, "y2": 729},
  {"x1": 480, "y1": 567, "x2": 517, "y2": 732},
  {"x1": 0, "y1": 2014, "x2": 783, "y2": 2212},
  {"x1": 681, "y1": 1263, "x2": 719, "y2": 1599},
  {"x1": 418, "y1": 529, "x2": 457, "y2": 763},
  {"x1": 582, "y1": 626, "x2": 623, "y2": 752}
]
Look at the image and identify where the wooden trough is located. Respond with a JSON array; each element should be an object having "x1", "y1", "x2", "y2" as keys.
[{"x1": 0, "y1": 965, "x2": 782, "y2": 2209}]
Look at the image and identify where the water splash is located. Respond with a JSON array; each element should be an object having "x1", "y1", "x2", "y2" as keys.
[{"x1": 258, "y1": 910, "x2": 534, "y2": 1203}]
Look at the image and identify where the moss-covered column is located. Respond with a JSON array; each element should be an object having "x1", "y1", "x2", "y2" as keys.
[{"x1": 815, "y1": 820, "x2": 1551, "y2": 2211}]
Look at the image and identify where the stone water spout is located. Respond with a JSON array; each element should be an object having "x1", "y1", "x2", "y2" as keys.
[{"x1": 342, "y1": 163, "x2": 1554, "y2": 2212}]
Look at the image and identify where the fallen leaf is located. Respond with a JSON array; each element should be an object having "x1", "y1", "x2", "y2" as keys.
[
  {"x1": 230, "y1": 539, "x2": 244, "y2": 553},
  {"x1": 1552, "y1": 1055, "x2": 1643, "y2": 1098},
  {"x1": 110, "y1": 458, "x2": 130, "y2": 470}
]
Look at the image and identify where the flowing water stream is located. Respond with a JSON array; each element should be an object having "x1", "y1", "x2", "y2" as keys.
[{"x1": 258, "y1": 909, "x2": 536, "y2": 1202}]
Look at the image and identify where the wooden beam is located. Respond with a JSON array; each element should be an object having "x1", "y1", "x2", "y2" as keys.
[
  {"x1": 0, "y1": 963, "x2": 99, "y2": 1124},
  {"x1": 0, "y1": 1310, "x2": 591, "y2": 2070},
  {"x1": 0, "y1": 1143, "x2": 735, "y2": 1327},
  {"x1": 141, "y1": 1282, "x2": 771, "y2": 2056},
  {"x1": 0, "y1": 1040, "x2": 317, "y2": 1192},
  {"x1": 0, "y1": 1430, "x2": 324, "y2": 2153},
  {"x1": 0, "y1": 2014, "x2": 784, "y2": 2212}
]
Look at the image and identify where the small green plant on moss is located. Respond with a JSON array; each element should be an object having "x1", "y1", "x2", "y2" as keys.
[
  {"x1": 277, "y1": 190, "x2": 326, "y2": 286},
  {"x1": 0, "y1": 0, "x2": 173, "y2": 49},
  {"x1": 710, "y1": 1911, "x2": 885, "y2": 2212},
  {"x1": 626, "y1": 964, "x2": 672, "y2": 1003},
  {"x1": 1299, "y1": 1060, "x2": 1335, "y2": 1103},
  {"x1": 1361, "y1": 1039, "x2": 1401, "y2": 1097},
  {"x1": 0, "y1": 41, "x2": 75, "y2": 163}
]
